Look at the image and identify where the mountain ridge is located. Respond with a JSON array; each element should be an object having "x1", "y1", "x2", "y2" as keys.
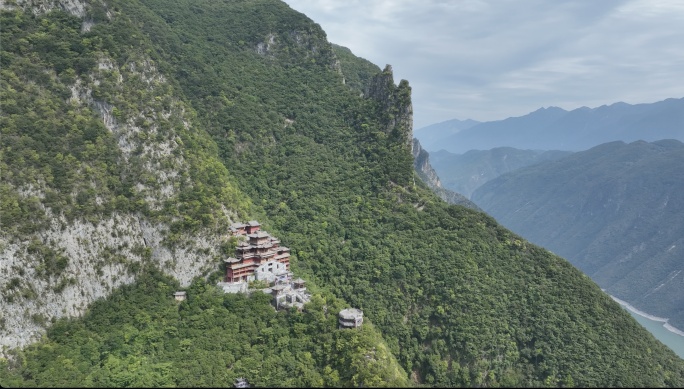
[
  {"x1": 471, "y1": 139, "x2": 684, "y2": 330},
  {"x1": 417, "y1": 97, "x2": 684, "y2": 153},
  {"x1": 2, "y1": 0, "x2": 684, "y2": 386},
  {"x1": 414, "y1": 118, "x2": 480, "y2": 152},
  {"x1": 429, "y1": 147, "x2": 573, "y2": 198}
]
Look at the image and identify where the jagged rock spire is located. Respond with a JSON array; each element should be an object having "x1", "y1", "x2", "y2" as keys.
[{"x1": 364, "y1": 64, "x2": 414, "y2": 150}]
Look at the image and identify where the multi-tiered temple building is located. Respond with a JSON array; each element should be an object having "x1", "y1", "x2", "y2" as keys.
[{"x1": 223, "y1": 221, "x2": 292, "y2": 284}]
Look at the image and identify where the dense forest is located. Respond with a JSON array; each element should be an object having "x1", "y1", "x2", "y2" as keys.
[
  {"x1": 2, "y1": 0, "x2": 684, "y2": 387},
  {"x1": 0, "y1": 268, "x2": 408, "y2": 387}
]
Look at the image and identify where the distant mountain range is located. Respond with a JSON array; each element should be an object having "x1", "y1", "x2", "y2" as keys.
[
  {"x1": 471, "y1": 139, "x2": 684, "y2": 329},
  {"x1": 415, "y1": 97, "x2": 684, "y2": 154},
  {"x1": 413, "y1": 118, "x2": 480, "y2": 151},
  {"x1": 430, "y1": 147, "x2": 573, "y2": 198}
]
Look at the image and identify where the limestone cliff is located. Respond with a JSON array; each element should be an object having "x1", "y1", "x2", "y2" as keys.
[
  {"x1": 364, "y1": 65, "x2": 413, "y2": 150},
  {"x1": 413, "y1": 139, "x2": 443, "y2": 188},
  {"x1": 363, "y1": 65, "x2": 474, "y2": 208},
  {"x1": 0, "y1": 0, "x2": 247, "y2": 352},
  {"x1": 412, "y1": 139, "x2": 480, "y2": 210}
]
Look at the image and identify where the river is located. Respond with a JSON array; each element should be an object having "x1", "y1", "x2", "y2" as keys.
[{"x1": 610, "y1": 295, "x2": 684, "y2": 359}]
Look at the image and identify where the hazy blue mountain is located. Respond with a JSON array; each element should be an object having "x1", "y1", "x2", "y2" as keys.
[
  {"x1": 433, "y1": 98, "x2": 684, "y2": 153},
  {"x1": 414, "y1": 118, "x2": 480, "y2": 151},
  {"x1": 430, "y1": 147, "x2": 573, "y2": 198},
  {"x1": 471, "y1": 139, "x2": 684, "y2": 329}
]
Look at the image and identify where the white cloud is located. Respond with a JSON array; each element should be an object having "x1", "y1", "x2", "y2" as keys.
[{"x1": 284, "y1": 0, "x2": 684, "y2": 128}]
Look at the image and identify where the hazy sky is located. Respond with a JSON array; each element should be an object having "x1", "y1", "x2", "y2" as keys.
[{"x1": 282, "y1": 0, "x2": 684, "y2": 129}]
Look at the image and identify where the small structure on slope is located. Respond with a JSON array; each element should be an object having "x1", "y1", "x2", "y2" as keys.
[
  {"x1": 264, "y1": 281, "x2": 311, "y2": 311},
  {"x1": 339, "y1": 308, "x2": 364, "y2": 329},
  {"x1": 234, "y1": 377, "x2": 249, "y2": 388},
  {"x1": 173, "y1": 291, "x2": 187, "y2": 302}
]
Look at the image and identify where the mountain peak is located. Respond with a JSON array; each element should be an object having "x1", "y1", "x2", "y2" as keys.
[
  {"x1": 535, "y1": 106, "x2": 566, "y2": 113},
  {"x1": 365, "y1": 64, "x2": 414, "y2": 150},
  {"x1": 422, "y1": 97, "x2": 684, "y2": 153}
]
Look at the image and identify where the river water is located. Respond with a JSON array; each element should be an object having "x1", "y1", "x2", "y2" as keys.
[{"x1": 610, "y1": 295, "x2": 684, "y2": 359}]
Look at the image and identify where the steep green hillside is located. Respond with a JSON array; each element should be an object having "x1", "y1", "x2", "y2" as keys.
[
  {"x1": 0, "y1": 0, "x2": 254, "y2": 352},
  {"x1": 120, "y1": 0, "x2": 684, "y2": 385},
  {"x1": 331, "y1": 43, "x2": 381, "y2": 95},
  {"x1": 0, "y1": 2, "x2": 408, "y2": 386},
  {"x1": 472, "y1": 140, "x2": 684, "y2": 329},
  {"x1": 430, "y1": 147, "x2": 573, "y2": 198},
  {"x1": 0, "y1": 269, "x2": 408, "y2": 387},
  {"x1": 2, "y1": 0, "x2": 684, "y2": 387}
]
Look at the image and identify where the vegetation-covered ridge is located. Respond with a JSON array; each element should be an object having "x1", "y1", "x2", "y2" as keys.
[
  {"x1": 0, "y1": 269, "x2": 409, "y2": 387},
  {"x1": 2, "y1": 0, "x2": 684, "y2": 387},
  {"x1": 472, "y1": 139, "x2": 684, "y2": 330},
  {"x1": 330, "y1": 43, "x2": 380, "y2": 95},
  {"x1": 0, "y1": 0, "x2": 253, "y2": 351}
]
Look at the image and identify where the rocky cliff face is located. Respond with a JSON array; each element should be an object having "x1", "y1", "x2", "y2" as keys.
[
  {"x1": 413, "y1": 138, "x2": 443, "y2": 188},
  {"x1": 363, "y1": 64, "x2": 475, "y2": 209},
  {"x1": 412, "y1": 139, "x2": 480, "y2": 210},
  {"x1": 0, "y1": 215, "x2": 229, "y2": 351},
  {"x1": 1, "y1": 0, "x2": 82, "y2": 13},
  {"x1": 364, "y1": 65, "x2": 413, "y2": 150},
  {"x1": 0, "y1": 1, "x2": 244, "y2": 353}
]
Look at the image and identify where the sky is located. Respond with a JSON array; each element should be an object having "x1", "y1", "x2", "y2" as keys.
[{"x1": 282, "y1": 0, "x2": 684, "y2": 129}]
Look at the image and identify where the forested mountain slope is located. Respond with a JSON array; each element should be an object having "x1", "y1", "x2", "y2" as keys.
[
  {"x1": 332, "y1": 45, "x2": 477, "y2": 209},
  {"x1": 472, "y1": 140, "x2": 684, "y2": 330},
  {"x1": 330, "y1": 43, "x2": 380, "y2": 95},
  {"x1": 2, "y1": 0, "x2": 684, "y2": 387},
  {"x1": 0, "y1": 0, "x2": 254, "y2": 351}
]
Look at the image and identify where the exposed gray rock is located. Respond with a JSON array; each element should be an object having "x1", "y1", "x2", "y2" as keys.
[
  {"x1": 412, "y1": 139, "x2": 481, "y2": 210},
  {"x1": 0, "y1": 32, "x2": 237, "y2": 354},
  {"x1": 365, "y1": 65, "x2": 413, "y2": 150}
]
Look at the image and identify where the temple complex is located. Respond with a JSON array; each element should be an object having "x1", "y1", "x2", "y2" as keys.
[
  {"x1": 219, "y1": 221, "x2": 311, "y2": 310},
  {"x1": 223, "y1": 221, "x2": 292, "y2": 284}
]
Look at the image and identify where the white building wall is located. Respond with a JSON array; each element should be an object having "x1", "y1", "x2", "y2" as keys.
[{"x1": 255, "y1": 261, "x2": 287, "y2": 283}]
